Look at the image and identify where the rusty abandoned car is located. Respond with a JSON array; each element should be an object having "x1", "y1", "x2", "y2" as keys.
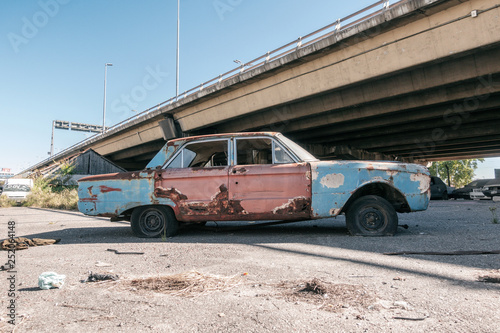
[{"x1": 78, "y1": 133, "x2": 431, "y2": 237}]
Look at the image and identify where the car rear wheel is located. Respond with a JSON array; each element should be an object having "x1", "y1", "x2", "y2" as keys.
[
  {"x1": 131, "y1": 206, "x2": 178, "y2": 238},
  {"x1": 346, "y1": 195, "x2": 398, "y2": 236}
]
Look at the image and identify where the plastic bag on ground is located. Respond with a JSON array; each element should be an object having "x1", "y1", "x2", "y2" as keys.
[{"x1": 38, "y1": 272, "x2": 66, "y2": 290}]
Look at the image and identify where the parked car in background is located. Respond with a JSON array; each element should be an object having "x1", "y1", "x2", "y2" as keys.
[
  {"x1": 1, "y1": 178, "x2": 33, "y2": 203},
  {"x1": 482, "y1": 179, "x2": 500, "y2": 198},
  {"x1": 450, "y1": 179, "x2": 493, "y2": 200},
  {"x1": 470, "y1": 188, "x2": 490, "y2": 200},
  {"x1": 78, "y1": 132, "x2": 431, "y2": 238},
  {"x1": 430, "y1": 176, "x2": 448, "y2": 200},
  {"x1": 470, "y1": 182, "x2": 492, "y2": 200}
]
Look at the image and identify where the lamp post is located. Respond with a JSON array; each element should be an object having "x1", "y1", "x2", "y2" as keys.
[
  {"x1": 102, "y1": 63, "x2": 113, "y2": 133},
  {"x1": 176, "y1": 0, "x2": 180, "y2": 98},
  {"x1": 50, "y1": 120, "x2": 55, "y2": 156}
]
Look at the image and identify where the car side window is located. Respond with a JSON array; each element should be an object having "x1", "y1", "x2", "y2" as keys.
[
  {"x1": 274, "y1": 143, "x2": 294, "y2": 164},
  {"x1": 236, "y1": 138, "x2": 272, "y2": 165},
  {"x1": 166, "y1": 140, "x2": 228, "y2": 168},
  {"x1": 236, "y1": 138, "x2": 295, "y2": 165}
]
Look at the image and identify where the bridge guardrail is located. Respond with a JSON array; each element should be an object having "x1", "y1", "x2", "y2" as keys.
[{"x1": 23, "y1": 0, "x2": 407, "y2": 174}]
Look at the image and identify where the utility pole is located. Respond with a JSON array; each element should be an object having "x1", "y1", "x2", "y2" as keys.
[
  {"x1": 176, "y1": 0, "x2": 180, "y2": 98},
  {"x1": 102, "y1": 63, "x2": 113, "y2": 133},
  {"x1": 50, "y1": 120, "x2": 55, "y2": 157}
]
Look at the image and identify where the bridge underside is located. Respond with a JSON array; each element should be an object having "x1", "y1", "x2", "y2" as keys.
[
  {"x1": 201, "y1": 45, "x2": 500, "y2": 163},
  {"x1": 108, "y1": 44, "x2": 500, "y2": 170}
]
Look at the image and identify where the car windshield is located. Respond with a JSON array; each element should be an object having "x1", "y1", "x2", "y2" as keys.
[
  {"x1": 166, "y1": 139, "x2": 229, "y2": 168},
  {"x1": 4, "y1": 184, "x2": 31, "y2": 192}
]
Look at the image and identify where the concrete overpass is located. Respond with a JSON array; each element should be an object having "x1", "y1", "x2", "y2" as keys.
[{"x1": 27, "y1": 0, "x2": 500, "y2": 172}]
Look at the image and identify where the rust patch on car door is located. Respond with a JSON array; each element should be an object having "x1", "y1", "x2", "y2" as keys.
[
  {"x1": 228, "y1": 163, "x2": 312, "y2": 220},
  {"x1": 154, "y1": 187, "x2": 188, "y2": 201},
  {"x1": 177, "y1": 184, "x2": 245, "y2": 217},
  {"x1": 156, "y1": 167, "x2": 230, "y2": 222},
  {"x1": 272, "y1": 196, "x2": 311, "y2": 215},
  {"x1": 99, "y1": 185, "x2": 122, "y2": 193}
]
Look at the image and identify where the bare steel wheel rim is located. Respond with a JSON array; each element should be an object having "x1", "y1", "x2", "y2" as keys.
[
  {"x1": 141, "y1": 210, "x2": 164, "y2": 234},
  {"x1": 360, "y1": 208, "x2": 386, "y2": 231}
]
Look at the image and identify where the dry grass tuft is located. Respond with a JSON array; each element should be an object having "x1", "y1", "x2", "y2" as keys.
[
  {"x1": 24, "y1": 186, "x2": 78, "y2": 210},
  {"x1": 128, "y1": 271, "x2": 244, "y2": 297},
  {"x1": 277, "y1": 278, "x2": 376, "y2": 312},
  {"x1": 0, "y1": 195, "x2": 16, "y2": 208}
]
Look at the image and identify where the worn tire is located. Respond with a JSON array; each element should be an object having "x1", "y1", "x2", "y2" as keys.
[
  {"x1": 131, "y1": 206, "x2": 178, "y2": 238},
  {"x1": 346, "y1": 195, "x2": 398, "y2": 236}
]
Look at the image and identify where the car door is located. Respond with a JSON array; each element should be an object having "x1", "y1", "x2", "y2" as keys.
[
  {"x1": 157, "y1": 138, "x2": 230, "y2": 222},
  {"x1": 227, "y1": 136, "x2": 312, "y2": 220}
]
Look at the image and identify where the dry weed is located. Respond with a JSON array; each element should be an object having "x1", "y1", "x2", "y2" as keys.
[
  {"x1": 276, "y1": 278, "x2": 376, "y2": 312},
  {"x1": 24, "y1": 187, "x2": 78, "y2": 210},
  {"x1": 127, "y1": 271, "x2": 244, "y2": 297},
  {"x1": 0, "y1": 195, "x2": 16, "y2": 208}
]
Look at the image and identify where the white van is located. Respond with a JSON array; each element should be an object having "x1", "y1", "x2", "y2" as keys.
[{"x1": 1, "y1": 179, "x2": 33, "y2": 203}]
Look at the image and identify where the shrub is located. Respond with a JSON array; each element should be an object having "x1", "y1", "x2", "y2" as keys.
[
  {"x1": 23, "y1": 181, "x2": 78, "y2": 210},
  {"x1": 0, "y1": 195, "x2": 16, "y2": 208},
  {"x1": 22, "y1": 159, "x2": 79, "y2": 210},
  {"x1": 2, "y1": 160, "x2": 79, "y2": 210}
]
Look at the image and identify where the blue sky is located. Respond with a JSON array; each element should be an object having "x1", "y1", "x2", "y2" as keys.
[{"x1": 1, "y1": 0, "x2": 499, "y2": 178}]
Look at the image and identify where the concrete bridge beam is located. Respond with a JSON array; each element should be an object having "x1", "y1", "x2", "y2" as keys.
[{"x1": 173, "y1": 0, "x2": 500, "y2": 134}]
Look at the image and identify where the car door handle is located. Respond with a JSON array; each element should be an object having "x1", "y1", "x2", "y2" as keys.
[{"x1": 232, "y1": 168, "x2": 247, "y2": 174}]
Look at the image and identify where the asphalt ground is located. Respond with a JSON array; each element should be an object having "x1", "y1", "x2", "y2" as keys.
[{"x1": 0, "y1": 200, "x2": 499, "y2": 332}]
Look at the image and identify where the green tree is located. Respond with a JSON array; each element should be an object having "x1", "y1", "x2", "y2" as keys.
[{"x1": 429, "y1": 159, "x2": 484, "y2": 188}]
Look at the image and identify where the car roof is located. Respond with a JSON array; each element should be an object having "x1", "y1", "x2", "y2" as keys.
[
  {"x1": 484, "y1": 178, "x2": 500, "y2": 186},
  {"x1": 167, "y1": 132, "x2": 279, "y2": 145}
]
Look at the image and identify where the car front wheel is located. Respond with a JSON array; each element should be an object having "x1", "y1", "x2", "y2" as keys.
[
  {"x1": 131, "y1": 206, "x2": 178, "y2": 238},
  {"x1": 346, "y1": 195, "x2": 398, "y2": 236}
]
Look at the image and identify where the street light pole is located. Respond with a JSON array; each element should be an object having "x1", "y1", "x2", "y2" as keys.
[
  {"x1": 176, "y1": 0, "x2": 180, "y2": 98},
  {"x1": 102, "y1": 63, "x2": 113, "y2": 133},
  {"x1": 50, "y1": 120, "x2": 55, "y2": 156}
]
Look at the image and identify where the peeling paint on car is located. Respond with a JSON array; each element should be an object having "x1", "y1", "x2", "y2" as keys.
[
  {"x1": 329, "y1": 208, "x2": 341, "y2": 216},
  {"x1": 154, "y1": 187, "x2": 188, "y2": 200},
  {"x1": 272, "y1": 196, "x2": 311, "y2": 215},
  {"x1": 178, "y1": 184, "x2": 247, "y2": 218},
  {"x1": 311, "y1": 166, "x2": 319, "y2": 181},
  {"x1": 310, "y1": 160, "x2": 430, "y2": 217},
  {"x1": 411, "y1": 173, "x2": 431, "y2": 193},
  {"x1": 146, "y1": 140, "x2": 185, "y2": 169},
  {"x1": 78, "y1": 171, "x2": 174, "y2": 217},
  {"x1": 320, "y1": 173, "x2": 345, "y2": 189},
  {"x1": 99, "y1": 185, "x2": 122, "y2": 193}
]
